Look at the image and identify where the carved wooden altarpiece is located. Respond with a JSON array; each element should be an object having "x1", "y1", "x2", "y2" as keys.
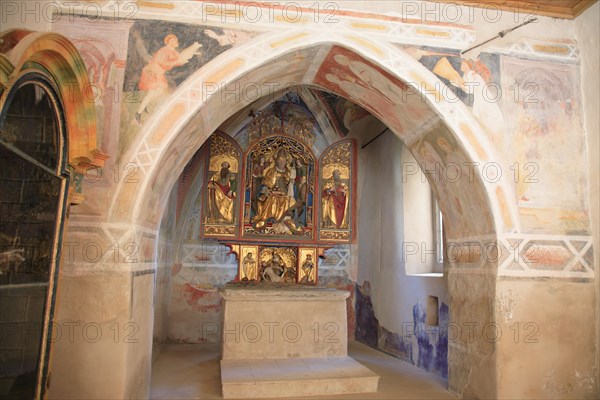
[{"x1": 199, "y1": 106, "x2": 356, "y2": 285}]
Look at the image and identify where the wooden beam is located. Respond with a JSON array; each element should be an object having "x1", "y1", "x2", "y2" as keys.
[{"x1": 429, "y1": 0, "x2": 598, "y2": 20}]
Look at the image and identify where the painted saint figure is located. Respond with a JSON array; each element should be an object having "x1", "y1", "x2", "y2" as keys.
[
  {"x1": 206, "y1": 161, "x2": 236, "y2": 224},
  {"x1": 242, "y1": 252, "x2": 257, "y2": 281},
  {"x1": 135, "y1": 34, "x2": 202, "y2": 124},
  {"x1": 455, "y1": 59, "x2": 506, "y2": 152},
  {"x1": 322, "y1": 170, "x2": 349, "y2": 229},
  {"x1": 300, "y1": 254, "x2": 315, "y2": 283}
]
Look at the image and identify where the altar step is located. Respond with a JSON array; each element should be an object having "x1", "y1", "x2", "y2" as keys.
[{"x1": 221, "y1": 356, "x2": 379, "y2": 398}]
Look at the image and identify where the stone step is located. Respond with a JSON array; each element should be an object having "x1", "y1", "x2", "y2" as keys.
[{"x1": 221, "y1": 356, "x2": 379, "y2": 398}]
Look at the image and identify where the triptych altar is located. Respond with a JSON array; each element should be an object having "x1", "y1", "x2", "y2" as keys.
[{"x1": 199, "y1": 108, "x2": 356, "y2": 284}]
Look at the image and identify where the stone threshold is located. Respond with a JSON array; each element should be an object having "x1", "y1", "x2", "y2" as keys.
[{"x1": 221, "y1": 356, "x2": 379, "y2": 398}]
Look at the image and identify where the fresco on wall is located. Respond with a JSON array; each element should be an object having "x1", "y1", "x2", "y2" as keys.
[
  {"x1": 120, "y1": 20, "x2": 254, "y2": 151},
  {"x1": 240, "y1": 48, "x2": 321, "y2": 92},
  {"x1": 312, "y1": 91, "x2": 371, "y2": 137},
  {"x1": 356, "y1": 281, "x2": 448, "y2": 379},
  {"x1": 500, "y1": 57, "x2": 588, "y2": 234},
  {"x1": 53, "y1": 17, "x2": 133, "y2": 158},
  {"x1": 402, "y1": 45, "x2": 507, "y2": 158},
  {"x1": 413, "y1": 127, "x2": 493, "y2": 238},
  {"x1": 404, "y1": 44, "x2": 590, "y2": 234},
  {"x1": 314, "y1": 46, "x2": 435, "y2": 137}
]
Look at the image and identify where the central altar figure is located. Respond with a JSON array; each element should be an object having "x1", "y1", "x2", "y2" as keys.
[{"x1": 252, "y1": 149, "x2": 303, "y2": 235}]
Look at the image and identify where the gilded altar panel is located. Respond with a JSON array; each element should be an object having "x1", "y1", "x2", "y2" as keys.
[
  {"x1": 319, "y1": 140, "x2": 355, "y2": 242},
  {"x1": 298, "y1": 247, "x2": 318, "y2": 284},
  {"x1": 243, "y1": 136, "x2": 316, "y2": 241},
  {"x1": 239, "y1": 245, "x2": 259, "y2": 281},
  {"x1": 258, "y1": 246, "x2": 298, "y2": 283},
  {"x1": 202, "y1": 133, "x2": 241, "y2": 238}
]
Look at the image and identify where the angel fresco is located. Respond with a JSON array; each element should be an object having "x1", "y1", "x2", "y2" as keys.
[
  {"x1": 123, "y1": 21, "x2": 256, "y2": 129},
  {"x1": 135, "y1": 34, "x2": 202, "y2": 124}
]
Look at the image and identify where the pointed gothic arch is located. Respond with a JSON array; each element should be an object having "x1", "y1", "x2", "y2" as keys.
[{"x1": 105, "y1": 30, "x2": 518, "y2": 397}]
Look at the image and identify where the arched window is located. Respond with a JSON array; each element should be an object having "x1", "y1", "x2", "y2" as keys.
[{"x1": 0, "y1": 75, "x2": 69, "y2": 399}]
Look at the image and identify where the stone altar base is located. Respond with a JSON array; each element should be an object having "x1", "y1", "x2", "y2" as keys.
[
  {"x1": 219, "y1": 287, "x2": 379, "y2": 398},
  {"x1": 221, "y1": 357, "x2": 379, "y2": 398}
]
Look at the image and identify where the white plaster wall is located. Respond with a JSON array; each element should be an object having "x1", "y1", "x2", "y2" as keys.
[
  {"x1": 574, "y1": 1, "x2": 600, "y2": 386},
  {"x1": 401, "y1": 145, "x2": 443, "y2": 275},
  {"x1": 0, "y1": 0, "x2": 54, "y2": 32},
  {"x1": 357, "y1": 130, "x2": 448, "y2": 337},
  {"x1": 153, "y1": 185, "x2": 177, "y2": 359},
  {"x1": 341, "y1": 0, "x2": 575, "y2": 56}
]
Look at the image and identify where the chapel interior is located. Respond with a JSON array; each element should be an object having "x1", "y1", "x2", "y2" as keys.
[{"x1": 0, "y1": 1, "x2": 599, "y2": 399}]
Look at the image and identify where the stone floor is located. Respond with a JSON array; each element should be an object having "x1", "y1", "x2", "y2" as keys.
[{"x1": 150, "y1": 341, "x2": 457, "y2": 399}]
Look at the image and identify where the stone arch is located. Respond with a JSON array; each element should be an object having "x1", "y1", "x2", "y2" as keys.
[
  {"x1": 109, "y1": 30, "x2": 519, "y2": 397},
  {"x1": 0, "y1": 29, "x2": 108, "y2": 204},
  {"x1": 113, "y1": 30, "x2": 517, "y2": 232}
]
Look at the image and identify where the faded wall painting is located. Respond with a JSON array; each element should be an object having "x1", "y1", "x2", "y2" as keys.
[
  {"x1": 404, "y1": 45, "x2": 507, "y2": 158},
  {"x1": 314, "y1": 45, "x2": 435, "y2": 136},
  {"x1": 53, "y1": 17, "x2": 133, "y2": 158},
  {"x1": 356, "y1": 282, "x2": 449, "y2": 379},
  {"x1": 120, "y1": 20, "x2": 253, "y2": 151},
  {"x1": 312, "y1": 91, "x2": 371, "y2": 137},
  {"x1": 413, "y1": 126, "x2": 493, "y2": 239},
  {"x1": 500, "y1": 57, "x2": 588, "y2": 234}
]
